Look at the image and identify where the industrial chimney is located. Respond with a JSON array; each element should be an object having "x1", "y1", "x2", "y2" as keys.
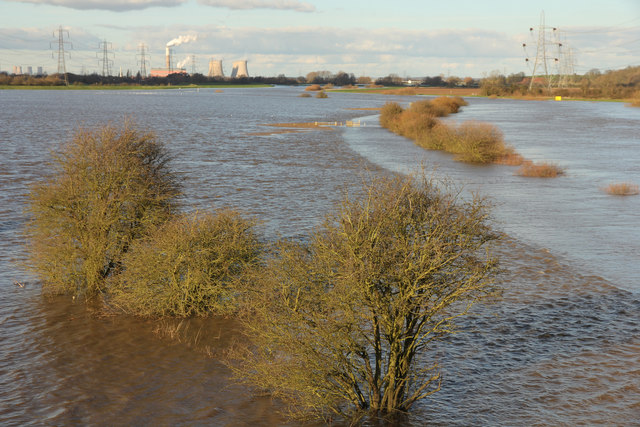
[
  {"x1": 208, "y1": 59, "x2": 224, "y2": 77},
  {"x1": 231, "y1": 60, "x2": 248, "y2": 78},
  {"x1": 165, "y1": 46, "x2": 172, "y2": 71}
]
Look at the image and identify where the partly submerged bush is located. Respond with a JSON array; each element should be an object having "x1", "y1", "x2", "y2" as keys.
[
  {"x1": 602, "y1": 182, "x2": 639, "y2": 196},
  {"x1": 447, "y1": 121, "x2": 508, "y2": 163},
  {"x1": 316, "y1": 91, "x2": 328, "y2": 98},
  {"x1": 380, "y1": 98, "x2": 508, "y2": 164},
  {"x1": 379, "y1": 101, "x2": 404, "y2": 132},
  {"x1": 112, "y1": 210, "x2": 261, "y2": 317},
  {"x1": 230, "y1": 171, "x2": 499, "y2": 423},
  {"x1": 305, "y1": 84, "x2": 322, "y2": 91},
  {"x1": 517, "y1": 161, "x2": 565, "y2": 178},
  {"x1": 428, "y1": 96, "x2": 468, "y2": 115},
  {"x1": 25, "y1": 122, "x2": 181, "y2": 298},
  {"x1": 494, "y1": 148, "x2": 525, "y2": 166}
]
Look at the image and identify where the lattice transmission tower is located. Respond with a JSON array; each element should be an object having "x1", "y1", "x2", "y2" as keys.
[
  {"x1": 190, "y1": 55, "x2": 196, "y2": 75},
  {"x1": 137, "y1": 43, "x2": 149, "y2": 77},
  {"x1": 523, "y1": 11, "x2": 561, "y2": 92},
  {"x1": 556, "y1": 30, "x2": 576, "y2": 88},
  {"x1": 50, "y1": 26, "x2": 72, "y2": 85},
  {"x1": 98, "y1": 40, "x2": 114, "y2": 76}
]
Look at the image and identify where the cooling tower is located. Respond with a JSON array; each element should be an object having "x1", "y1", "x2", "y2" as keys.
[
  {"x1": 208, "y1": 59, "x2": 224, "y2": 77},
  {"x1": 231, "y1": 60, "x2": 248, "y2": 78}
]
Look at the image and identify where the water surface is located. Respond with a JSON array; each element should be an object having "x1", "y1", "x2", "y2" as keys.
[{"x1": 1, "y1": 87, "x2": 638, "y2": 425}]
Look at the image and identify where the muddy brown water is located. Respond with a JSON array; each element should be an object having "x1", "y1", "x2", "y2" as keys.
[{"x1": 1, "y1": 87, "x2": 638, "y2": 425}]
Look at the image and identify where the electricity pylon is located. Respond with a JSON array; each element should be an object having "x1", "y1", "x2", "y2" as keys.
[
  {"x1": 98, "y1": 40, "x2": 114, "y2": 76},
  {"x1": 50, "y1": 26, "x2": 72, "y2": 85},
  {"x1": 137, "y1": 43, "x2": 149, "y2": 77},
  {"x1": 190, "y1": 55, "x2": 196, "y2": 75},
  {"x1": 523, "y1": 11, "x2": 560, "y2": 92}
]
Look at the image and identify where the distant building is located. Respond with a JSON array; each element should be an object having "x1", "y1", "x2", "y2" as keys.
[{"x1": 149, "y1": 68, "x2": 187, "y2": 77}]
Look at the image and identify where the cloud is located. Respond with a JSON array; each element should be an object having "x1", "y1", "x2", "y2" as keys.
[
  {"x1": 197, "y1": 0, "x2": 315, "y2": 12},
  {"x1": 4, "y1": 0, "x2": 187, "y2": 11}
]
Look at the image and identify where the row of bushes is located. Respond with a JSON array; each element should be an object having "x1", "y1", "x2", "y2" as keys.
[
  {"x1": 380, "y1": 97, "x2": 514, "y2": 164},
  {"x1": 24, "y1": 122, "x2": 499, "y2": 423},
  {"x1": 380, "y1": 97, "x2": 567, "y2": 177}
]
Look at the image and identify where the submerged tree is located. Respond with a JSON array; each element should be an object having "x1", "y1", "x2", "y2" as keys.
[
  {"x1": 112, "y1": 210, "x2": 262, "y2": 317},
  {"x1": 25, "y1": 122, "x2": 182, "y2": 298},
  {"x1": 230, "y1": 172, "x2": 499, "y2": 422}
]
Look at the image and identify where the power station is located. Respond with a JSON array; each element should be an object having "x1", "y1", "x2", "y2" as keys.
[
  {"x1": 149, "y1": 36, "x2": 249, "y2": 78},
  {"x1": 207, "y1": 59, "x2": 224, "y2": 77},
  {"x1": 230, "y1": 60, "x2": 249, "y2": 78}
]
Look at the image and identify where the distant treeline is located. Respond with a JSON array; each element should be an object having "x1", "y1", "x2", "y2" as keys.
[
  {"x1": 3, "y1": 66, "x2": 639, "y2": 99},
  {"x1": 480, "y1": 66, "x2": 640, "y2": 99},
  {"x1": 0, "y1": 71, "x2": 304, "y2": 86}
]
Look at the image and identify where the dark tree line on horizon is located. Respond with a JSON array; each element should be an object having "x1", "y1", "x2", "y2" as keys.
[{"x1": 2, "y1": 65, "x2": 639, "y2": 100}]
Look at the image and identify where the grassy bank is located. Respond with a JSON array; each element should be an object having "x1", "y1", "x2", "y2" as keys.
[
  {"x1": 333, "y1": 86, "x2": 481, "y2": 96},
  {"x1": 0, "y1": 83, "x2": 273, "y2": 90}
]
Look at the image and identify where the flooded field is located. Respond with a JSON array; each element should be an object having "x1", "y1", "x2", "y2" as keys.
[{"x1": 1, "y1": 87, "x2": 638, "y2": 425}]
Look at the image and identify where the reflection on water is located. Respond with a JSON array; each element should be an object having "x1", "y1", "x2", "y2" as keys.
[{"x1": 1, "y1": 88, "x2": 639, "y2": 425}]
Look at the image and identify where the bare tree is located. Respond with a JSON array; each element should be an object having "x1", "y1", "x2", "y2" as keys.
[{"x1": 230, "y1": 171, "x2": 499, "y2": 423}]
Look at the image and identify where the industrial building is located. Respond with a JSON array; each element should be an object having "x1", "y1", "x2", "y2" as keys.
[
  {"x1": 149, "y1": 43, "x2": 248, "y2": 78},
  {"x1": 231, "y1": 60, "x2": 249, "y2": 78},
  {"x1": 150, "y1": 46, "x2": 187, "y2": 77}
]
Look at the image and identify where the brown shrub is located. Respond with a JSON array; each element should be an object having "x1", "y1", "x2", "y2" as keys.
[
  {"x1": 494, "y1": 147, "x2": 525, "y2": 166},
  {"x1": 429, "y1": 96, "x2": 468, "y2": 115},
  {"x1": 305, "y1": 84, "x2": 322, "y2": 91},
  {"x1": 416, "y1": 122, "x2": 455, "y2": 151},
  {"x1": 602, "y1": 182, "x2": 639, "y2": 196},
  {"x1": 517, "y1": 161, "x2": 564, "y2": 178},
  {"x1": 447, "y1": 122, "x2": 507, "y2": 163},
  {"x1": 399, "y1": 110, "x2": 438, "y2": 140},
  {"x1": 379, "y1": 102, "x2": 405, "y2": 132}
]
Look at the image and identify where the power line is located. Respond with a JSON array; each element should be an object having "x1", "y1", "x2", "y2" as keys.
[{"x1": 523, "y1": 11, "x2": 561, "y2": 91}]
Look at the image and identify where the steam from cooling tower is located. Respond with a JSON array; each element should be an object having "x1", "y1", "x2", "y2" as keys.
[
  {"x1": 177, "y1": 57, "x2": 190, "y2": 69},
  {"x1": 166, "y1": 34, "x2": 197, "y2": 47},
  {"x1": 165, "y1": 34, "x2": 197, "y2": 71}
]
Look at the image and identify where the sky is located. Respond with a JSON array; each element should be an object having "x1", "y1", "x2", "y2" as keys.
[{"x1": 0, "y1": 0, "x2": 639, "y2": 78}]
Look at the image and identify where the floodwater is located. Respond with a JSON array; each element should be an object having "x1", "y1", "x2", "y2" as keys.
[{"x1": 1, "y1": 87, "x2": 639, "y2": 425}]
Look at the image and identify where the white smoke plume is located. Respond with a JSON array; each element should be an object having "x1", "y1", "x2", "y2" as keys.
[
  {"x1": 177, "y1": 56, "x2": 191, "y2": 69},
  {"x1": 166, "y1": 34, "x2": 197, "y2": 47}
]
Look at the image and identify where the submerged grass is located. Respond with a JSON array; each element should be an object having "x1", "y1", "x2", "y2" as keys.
[
  {"x1": 517, "y1": 161, "x2": 565, "y2": 178},
  {"x1": 602, "y1": 182, "x2": 639, "y2": 196}
]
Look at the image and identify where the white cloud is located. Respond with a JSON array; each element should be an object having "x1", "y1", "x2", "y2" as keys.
[
  {"x1": 197, "y1": 0, "x2": 315, "y2": 12},
  {"x1": 4, "y1": 22, "x2": 638, "y2": 77},
  {"x1": 4, "y1": 0, "x2": 186, "y2": 11}
]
